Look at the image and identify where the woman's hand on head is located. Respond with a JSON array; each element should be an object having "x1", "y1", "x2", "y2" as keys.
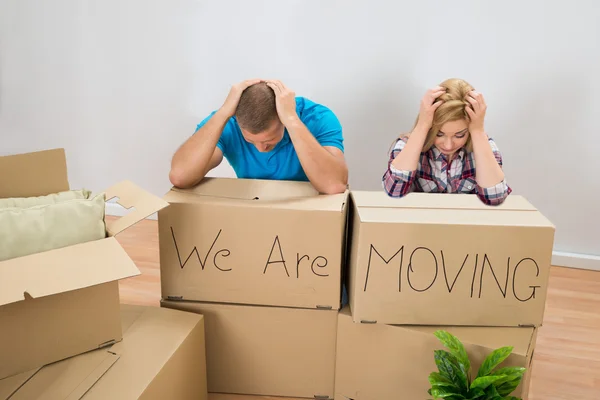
[
  {"x1": 465, "y1": 90, "x2": 487, "y2": 136},
  {"x1": 416, "y1": 86, "x2": 445, "y2": 131}
]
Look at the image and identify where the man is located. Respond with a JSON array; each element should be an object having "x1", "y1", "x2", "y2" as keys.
[{"x1": 169, "y1": 79, "x2": 348, "y2": 194}]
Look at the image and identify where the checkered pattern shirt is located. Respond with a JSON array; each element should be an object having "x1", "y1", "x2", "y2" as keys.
[{"x1": 382, "y1": 136, "x2": 511, "y2": 205}]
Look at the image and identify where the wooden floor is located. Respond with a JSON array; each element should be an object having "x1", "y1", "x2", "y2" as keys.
[{"x1": 114, "y1": 217, "x2": 600, "y2": 400}]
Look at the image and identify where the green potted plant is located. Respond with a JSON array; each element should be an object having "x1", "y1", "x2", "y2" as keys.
[{"x1": 427, "y1": 330, "x2": 526, "y2": 400}]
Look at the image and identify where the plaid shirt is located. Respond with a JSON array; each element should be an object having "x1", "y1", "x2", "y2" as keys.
[{"x1": 382, "y1": 136, "x2": 511, "y2": 205}]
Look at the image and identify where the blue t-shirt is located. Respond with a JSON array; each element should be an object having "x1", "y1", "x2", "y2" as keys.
[{"x1": 195, "y1": 97, "x2": 344, "y2": 181}]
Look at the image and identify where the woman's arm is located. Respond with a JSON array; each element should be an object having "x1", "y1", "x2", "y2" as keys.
[
  {"x1": 383, "y1": 86, "x2": 445, "y2": 197},
  {"x1": 466, "y1": 91, "x2": 510, "y2": 205}
]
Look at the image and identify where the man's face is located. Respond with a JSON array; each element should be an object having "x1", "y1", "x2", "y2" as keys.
[{"x1": 240, "y1": 120, "x2": 285, "y2": 152}]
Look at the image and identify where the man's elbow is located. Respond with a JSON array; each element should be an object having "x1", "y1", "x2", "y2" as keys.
[
  {"x1": 320, "y1": 180, "x2": 348, "y2": 195},
  {"x1": 169, "y1": 168, "x2": 195, "y2": 189}
]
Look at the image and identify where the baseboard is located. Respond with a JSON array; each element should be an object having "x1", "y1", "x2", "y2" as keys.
[
  {"x1": 105, "y1": 203, "x2": 600, "y2": 271},
  {"x1": 105, "y1": 202, "x2": 157, "y2": 220},
  {"x1": 551, "y1": 251, "x2": 600, "y2": 272}
]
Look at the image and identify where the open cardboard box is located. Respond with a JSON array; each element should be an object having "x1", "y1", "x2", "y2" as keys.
[
  {"x1": 335, "y1": 307, "x2": 537, "y2": 400},
  {"x1": 0, "y1": 148, "x2": 169, "y2": 379},
  {"x1": 0, "y1": 305, "x2": 207, "y2": 400},
  {"x1": 347, "y1": 191, "x2": 555, "y2": 327},
  {"x1": 158, "y1": 177, "x2": 349, "y2": 310}
]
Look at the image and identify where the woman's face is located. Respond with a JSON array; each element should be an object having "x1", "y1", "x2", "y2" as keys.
[{"x1": 434, "y1": 119, "x2": 469, "y2": 158}]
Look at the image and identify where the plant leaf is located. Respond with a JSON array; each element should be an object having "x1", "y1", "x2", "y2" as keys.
[
  {"x1": 430, "y1": 386, "x2": 466, "y2": 399},
  {"x1": 429, "y1": 372, "x2": 455, "y2": 386},
  {"x1": 470, "y1": 376, "x2": 503, "y2": 391},
  {"x1": 482, "y1": 384, "x2": 502, "y2": 400},
  {"x1": 493, "y1": 372, "x2": 525, "y2": 389},
  {"x1": 501, "y1": 397, "x2": 521, "y2": 400},
  {"x1": 476, "y1": 347, "x2": 514, "y2": 378},
  {"x1": 466, "y1": 387, "x2": 485, "y2": 399},
  {"x1": 491, "y1": 367, "x2": 526, "y2": 377},
  {"x1": 435, "y1": 330, "x2": 471, "y2": 378},
  {"x1": 434, "y1": 350, "x2": 469, "y2": 392},
  {"x1": 496, "y1": 378, "x2": 523, "y2": 397}
]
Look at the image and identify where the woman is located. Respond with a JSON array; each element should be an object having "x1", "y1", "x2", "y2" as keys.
[{"x1": 382, "y1": 78, "x2": 510, "y2": 205}]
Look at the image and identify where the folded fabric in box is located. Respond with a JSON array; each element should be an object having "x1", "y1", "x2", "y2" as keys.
[
  {"x1": 0, "y1": 192, "x2": 107, "y2": 261},
  {"x1": 0, "y1": 189, "x2": 91, "y2": 209}
]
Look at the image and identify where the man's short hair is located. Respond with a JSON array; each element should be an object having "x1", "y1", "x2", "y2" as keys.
[{"x1": 235, "y1": 82, "x2": 278, "y2": 134}]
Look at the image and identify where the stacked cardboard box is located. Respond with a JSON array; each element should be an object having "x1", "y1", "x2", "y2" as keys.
[
  {"x1": 158, "y1": 177, "x2": 350, "y2": 398},
  {"x1": 336, "y1": 191, "x2": 555, "y2": 399},
  {"x1": 0, "y1": 149, "x2": 208, "y2": 399}
]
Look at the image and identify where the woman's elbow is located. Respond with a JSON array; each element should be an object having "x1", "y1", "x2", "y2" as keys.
[
  {"x1": 478, "y1": 191, "x2": 509, "y2": 206},
  {"x1": 381, "y1": 178, "x2": 407, "y2": 198}
]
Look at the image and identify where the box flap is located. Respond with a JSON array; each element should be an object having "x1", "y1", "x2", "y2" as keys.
[
  {"x1": 358, "y1": 206, "x2": 556, "y2": 227},
  {"x1": 1, "y1": 349, "x2": 119, "y2": 400},
  {"x1": 104, "y1": 180, "x2": 170, "y2": 236},
  {"x1": 164, "y1": 188, "x2": 347, "y2": 212},
  {"x1": 164, "y1": 177, "x2": 348, "y2": 212},
  {"x1": 353, "y1": 191, "x2": 555, "y2": 228},
  {"x1": 0, "y1": 237, "x2": 140, "y2": 307},
  {"x1": 339, "y1": 308, "x2": 535, "y2": 357},
  {"x1": 0, "y1": 368, "x2": 39, "y2": 400},
  {"x1": 0, "y1": 148, "x2": 69, "y2": 199},
  {"x1": 171, "y1": 177, "x2": 319, "y2": 200},
  {"x1": 352, "y1": 191, "x2": 538, "y2": 211}
]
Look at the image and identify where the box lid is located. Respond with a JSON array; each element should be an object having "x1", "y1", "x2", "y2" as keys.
[
  {"x1": 0, "y1": 237, "x2": 140, "y2": 307},
  {"x1": 0, "y1": 305, "x2": 204, "y2": 400},
  {"x1": 0, "y1": 148, "x2": 69, "y2": 199},
  {"x1": 164, "y1": 177, "x2": 348, "y2": 212},
  {"x1": 352, "y1": 191, "x2": 538, "y2": 211},
  {"x1": 104, "y1": 180, "x2": 170, "y2": 236},
  {"x1": 340, "y1": 308, "x2": 535, "y2": 357},
  {"x1": 352, "y1": 191, "x2": 555, "y2": 228}
]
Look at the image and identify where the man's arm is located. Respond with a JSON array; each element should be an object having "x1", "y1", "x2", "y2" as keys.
[
  {"x1": 169, "y1": 110, "x2": 227, "y2": 188},
  {"x1": 286, "y1": 120, "x2": 348, "y2": 194},
  {"x1": 266, "y1": 80, "x2": 348, "y2": 194},
  {"x1": 169, "y1": 78, "x2": 261, "y2": 188}
]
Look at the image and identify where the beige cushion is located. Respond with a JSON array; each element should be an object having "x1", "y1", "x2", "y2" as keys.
[
  {"x1": 0, "y1": 192, "x2": 106, "y2": 262},
  {"x1": 0, "y1": 189, "x2": 91, "y2": 209}
]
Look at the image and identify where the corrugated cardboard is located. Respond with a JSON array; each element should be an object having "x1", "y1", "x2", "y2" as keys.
[
  {"x1": 0, "y1": 148, "x2": 169, "y2": 379},
  {"x1": 335, "y1": 307, "x2": 537, "y2": 400},
  {"x1": 158, "y1": 177, "x2": 349, "y2": 310},
  {"x1": 0, "y1": 305, "x2": 208, "y2": 400},
  {"x1": 348, "y1": 191, "x2": 555, "y2": 326},
  {"x1": 161, "y1": 299, "x2": 337, "y2": 399}
]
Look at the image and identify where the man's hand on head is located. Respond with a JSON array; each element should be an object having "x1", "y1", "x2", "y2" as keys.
[
  {"x1": 265, "y1": 80, "x2": 300, "y2": 127},
  {"x1": 220, "y1": 79, "x2": 263, "y2": 118}
]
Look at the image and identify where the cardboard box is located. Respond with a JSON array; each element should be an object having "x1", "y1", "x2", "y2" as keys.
[
  {"x1": 0, "y1": 148, "x2": 169, "y2": 379},
  {"x1": 335, "y1": 307, "x2": 537, "y2": 400},
  {"x1": 0, "y1": 305, "x2": 208, "y2": 400},
  {"x1": 161, "y1": 299, "x2": 337, "y2": 399},
  {"x1": 347, "y1": 191, "x2": 555, "y2": 326},
  {"x1": 158, "y1": 177, "x2": 349, "y2": 310}
]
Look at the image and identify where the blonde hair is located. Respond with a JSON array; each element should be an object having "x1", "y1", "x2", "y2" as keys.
[{"x1": 396, "y1": 78, "x2": 475, "y2": 153}]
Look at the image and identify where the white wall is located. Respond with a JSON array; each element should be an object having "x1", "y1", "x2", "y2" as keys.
[{"x1": 1, "y1": 0, "x2": 599, "y2": 266}]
